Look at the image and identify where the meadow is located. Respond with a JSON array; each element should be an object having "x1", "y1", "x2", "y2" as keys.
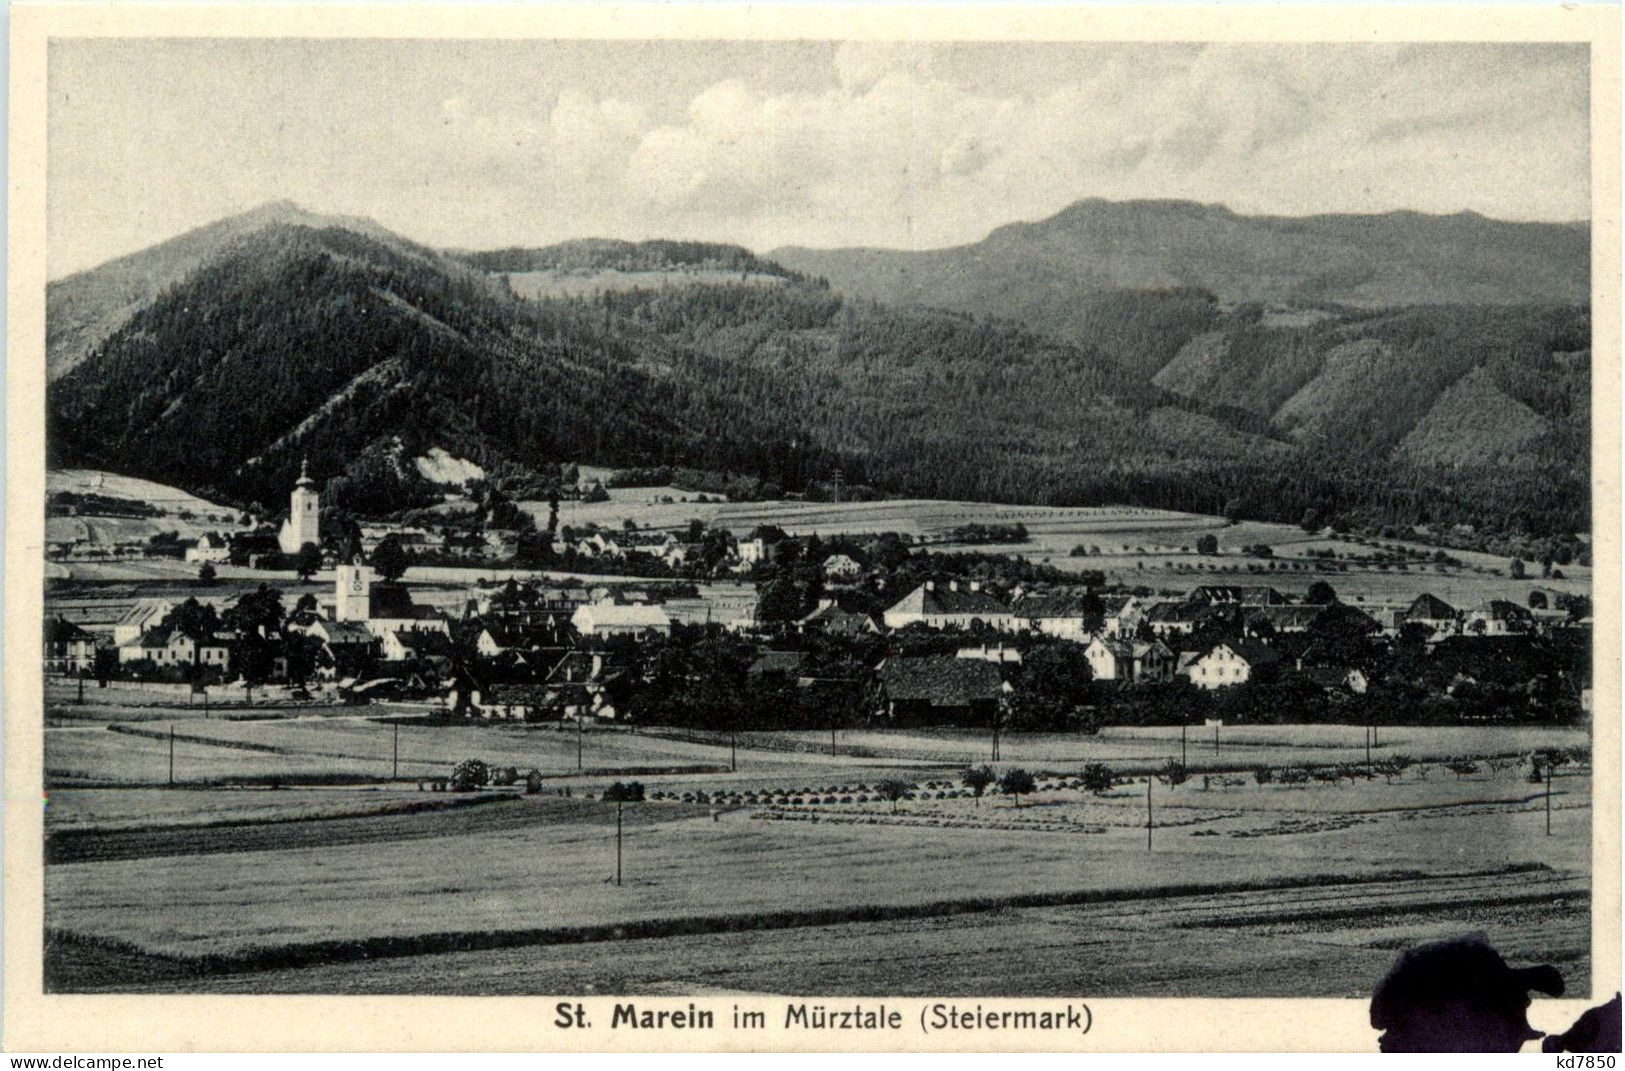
[{"x1": 44, "y1": 757, "x2": 1589, "y2": 995}]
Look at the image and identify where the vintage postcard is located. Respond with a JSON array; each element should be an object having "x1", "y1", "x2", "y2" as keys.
[{"x1": 5, "y1": 2, "x2": 1620, "y2": 1054}]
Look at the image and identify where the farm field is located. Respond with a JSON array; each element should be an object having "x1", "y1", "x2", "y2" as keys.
[
  {"x1": 44, "y1": 716, "x2": 929, "y2": 787},
  {"x1": 674, "y1": 725, "x2": 1588, "y2": 775},
  {"x1": 45, "y1": 761, "x2": 1589, "y2": 994},
  {"x1": 118, "y1": 870, "x2": 1588, "y2": 999},
  {"x1": 519, "y1": 490, "x2": 1588, "y2": 601},
  {"x1": 504, "y1": 268, "x2": 785, "y2": 301}
]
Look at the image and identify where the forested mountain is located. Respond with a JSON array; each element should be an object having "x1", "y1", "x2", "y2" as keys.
[
  {"x1": 45, "y1": 200, "x2": 442, "y2": 382},
  {"x1": 47, "y1": 202, "x2": 1591, "y2": 544},
  {"x1": 772, "y1": 199, "x2": 1588, "y2": 321}
]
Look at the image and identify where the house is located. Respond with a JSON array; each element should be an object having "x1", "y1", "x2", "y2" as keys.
[
  {"x1": 1302, "y1": 664, "x2": 1369, "y2": 696},
  {"x1": 475, "y1": 620, "x2": 560, "y2": 658},
  {"x1": 112, "y1": 600, "x2": 175, "y2": 646},
  {"x1": 1244, "y1": 605, "x2": 1326, "y2": 636},
  {"x1": 1144, "y1": 601, "x2": 1202, "y2": 639},
  {"x1": 1463, "y1": 599, "x2": 1535, "y2": 636},
  {"x1": 45, "y1": 617, "x2": 98, "y2": 674},
  {"x1": 117, "y1": 626, "x2": 232, "y2": 673},
  {"x1": 1101, "y1": 595, "x2": 1146, "y2": 638},
  {"x1": 877, "y1": 656, "x2": 1007, "y2": 725},
  {"x1": 1188, "y1": 585, "x2": 1287, "y2": 607},
  {"x1": 571, "y1": 601, "x2": 672, "y2": 639},
  {"x1": 822, "y1": 554, "x2": 862, "y2": 580},
  {"x1": 1187, "y1": 642, "x2": 1280, "y2": 689},
  {"x1": 608, "y1": 530, "x2": 678, "y2": 557},
  {"x1": 1014, "y1": 590, "x2": 1096, "y2": 642},
  {"x1": 798, "y1": 601, "x2": 879, "y2": 637},
  {"x1": 184, "y1": 532, "x2": 233, "y2": 564},
  {"x1": 381, "y1": 629, "x2": 455, "y2": 663},
  {"x1": 1404, "y1": 593, "x2": 1459, "y2": 637},
  {"x1": 882, "y1": 580, "x2": 1015, "y2": 632},
  {"x1": 1083, "y1": 636, "x2": 1174, "y2": 684},
  {"x1": 735, "y1": 537, "x2": 767, "y2": 566},
  {"x1": 543, "y1": 651, "x2": 624, "y2": 720},
  {"x1": 463, "y1": 683, "x2": 555, "y2": 721}
]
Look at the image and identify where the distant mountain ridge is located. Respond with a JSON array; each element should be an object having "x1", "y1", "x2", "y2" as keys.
[{"x1": 772, "y1": 198, "x2": 1588, "y2": 314}]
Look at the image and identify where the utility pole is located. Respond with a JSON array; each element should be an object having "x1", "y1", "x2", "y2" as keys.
[
  {"x1": 615, "y1": 800, "x2": 624, "y2": 886},
  {"x1": 1145, "y1": 776, "x2": 1153, "y2": 851},
  {"x1": 77, "y1": 669, "x2": 84, "y2": 705},
  {"x1": 577, "y1": 715, "x2": 584, "y2": 771},
  {"x1": 1181, "y1": 721, "x2": 1187, "y2": 767},
  {"x1": 1214, "y1": 722, "x2": 1220, "y2": 754},
  {"x1": 392, "y1": 721, "x2": 400, "y2": 781},
  {"x1": 731, "y1": 728, "x2": 738, "y2": 772},
  {"x1": 991, "y1": 708, "x2": 1001, "y2": 762},
  {"x1": 168, "y1": 723, "x2": 175, "y2": 786},
  {"x1": 1365, "y1": 724, "x2": 1372, "y2": 767},
  {"x1": 1546, "y1": 764, "x2": 1553, "y2": 835}
]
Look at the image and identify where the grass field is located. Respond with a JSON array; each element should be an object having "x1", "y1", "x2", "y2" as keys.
[{"x1": 44, "y1": 758, "x2": 1589, "y2": 995}]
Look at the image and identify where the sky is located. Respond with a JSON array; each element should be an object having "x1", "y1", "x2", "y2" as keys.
[{"x1": 47, "y1": 39, "x2": 1590, "y2": 277}]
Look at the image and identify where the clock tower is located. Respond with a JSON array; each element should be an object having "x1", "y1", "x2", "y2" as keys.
[{"x1": 335, "y1": 559, "x2": 373, "y2": 621}]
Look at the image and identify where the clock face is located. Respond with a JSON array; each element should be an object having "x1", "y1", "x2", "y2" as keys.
[{"x1": 351, "y1": 575, "x2": 363, "y2": 592}]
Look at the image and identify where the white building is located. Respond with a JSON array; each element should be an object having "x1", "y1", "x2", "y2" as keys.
[
  {"x1": 1084, "y1": 636, "x2": 1174, "y2": 683},
  {"x1": 277, "y1": 459, "x2": 321, "y2": 554},
  {"x1": 112, "y1": 600, "x2": 176, "y2": 647},
  {"x1": 1188, "y1": 643, "x2": 1280, "y2": 690},
  {"x1": 736, "y1": 538, "x2": 767, "y2": 566},
  {"x1": 823, "y1": 554, "x2": 862, "y2": 580},
  {"x1": 882, "y1": 581, "x2": 1016, "y2": 632},
  {"x1": 185, "y1": 533, "x2": 232, "y2": 564},
  {"x1": 570, "y1": 602, "x2": 672, "y2": 638}
]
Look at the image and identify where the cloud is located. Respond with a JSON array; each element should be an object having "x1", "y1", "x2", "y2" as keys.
[
  {"x1": 46, "y1": 39, "x2": 1590, "y2": 272},
  {"x1": 597, "y1": 42, "x2": 1589, "y2": 249}
]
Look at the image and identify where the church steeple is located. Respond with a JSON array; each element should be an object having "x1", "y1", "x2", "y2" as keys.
[{"x1": 295, "y1": 457, "x2": 316, "y2": 489}]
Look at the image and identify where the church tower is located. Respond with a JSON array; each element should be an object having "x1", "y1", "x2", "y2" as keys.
[
  {"x1": 278, "y1": 459, "x2": 321, "y2": 554},
  {"x1": 334, "y1": 559, "x2": 373, "y2": 622}
]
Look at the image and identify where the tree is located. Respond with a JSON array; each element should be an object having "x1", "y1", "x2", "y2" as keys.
[
  {"x1": 371, "y1": 535, "x2": 410, "y2": 581},
  {"x1": 603, "y1": 780, "x2": 645, "y2": 802},
  {"x1": 1305, "y1": 580, "x2": 1338, "y2": 605},
  {"x1": 961, "y1": 765, "x2": 996, "y2": 806},
  {"x1": 163, "y1": 598, "x2": 220, "y2": 641},
  {"x1": 1196, "y1": 534, "x2": 1219, "y2": 556},
  {"x1": 876, "y1": 779, "x2": 910, "y2": 814},
  {"x1": 1080, "y1": 763, "x2": 1114, "y2": 795},
  {"x1": 1446, "y1": 759, "x2": 1479, "y2": 781},
  {"x1": 294, "y1": 592, "x2": 319, "y2": 618},
  {"x1": 999, "y1": 768, "x2": 1037, "y2": 808},
  {"x1": 294, "y1": 542, "x2": 322, "y2": 581},
  {"x1": 1510, "y1": 558, "x2": 1527, "y2": 580},
  {"x1": 451, "y1": 758, "x2": 490, "y2": 791},
  {"x1": 197, "y1": 562, "x2": 217, "y2": 586},
  {"x1": 1156, "y1": 758, "x2": 1190, "y2": 789}
]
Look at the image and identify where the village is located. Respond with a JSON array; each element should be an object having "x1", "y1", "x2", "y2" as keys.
[{"x1": 45, "y1": 463, "x2": 1593, "y2": 743}]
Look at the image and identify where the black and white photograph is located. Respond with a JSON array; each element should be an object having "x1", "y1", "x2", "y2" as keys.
[{"x1": 15, "y1": 12, "x2": 1619, "y2": 1053}]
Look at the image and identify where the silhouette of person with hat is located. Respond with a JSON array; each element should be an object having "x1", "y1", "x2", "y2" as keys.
[{"x1": 1371, "y1": 933, "x2": 1565, "y2": 1052}]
